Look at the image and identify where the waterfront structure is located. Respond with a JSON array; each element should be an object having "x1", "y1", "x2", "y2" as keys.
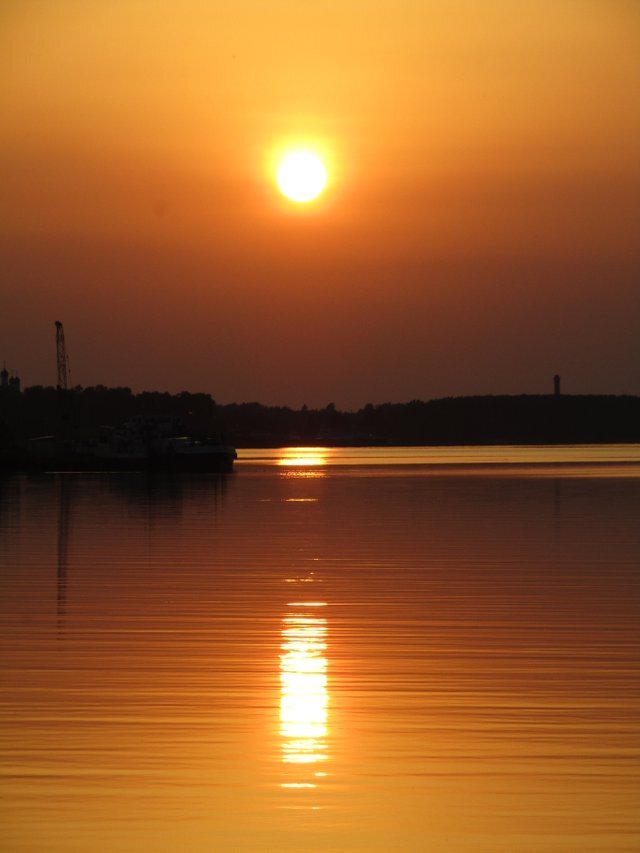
[{"x1": 1, "y1": 364, "x2": 20, "y2": 392}]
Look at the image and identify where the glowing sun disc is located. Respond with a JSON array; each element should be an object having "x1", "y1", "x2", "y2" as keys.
[{"x1": 277, "y1": 151, "x2": 327, "y2": 203}]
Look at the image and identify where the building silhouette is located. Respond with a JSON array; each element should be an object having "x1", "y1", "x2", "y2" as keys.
[{"x1": 1, "y1": 364, "x2": 21, "y2": 392}]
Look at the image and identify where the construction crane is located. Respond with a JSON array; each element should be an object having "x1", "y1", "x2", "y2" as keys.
[{"x1": 55, "y1": 321, "x2": 70, "y2": 390}]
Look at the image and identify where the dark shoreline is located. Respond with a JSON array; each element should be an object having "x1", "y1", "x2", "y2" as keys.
[{"x1": 2, "y1": 388, "x2": 639, "y2": 455}]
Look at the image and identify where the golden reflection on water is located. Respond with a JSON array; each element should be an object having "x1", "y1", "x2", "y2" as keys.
[
  {"x1": 279, "y1": 595, "x2": 329, "y2": 787},
  {"x1": 277, "y1": 447, "x2": 328, "y2": 468},
  {"x1": 238, "y1": 444, "x2": 640, "y2": 469}
]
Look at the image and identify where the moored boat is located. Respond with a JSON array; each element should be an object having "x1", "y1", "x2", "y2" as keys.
[{"x1": 7, "y1": 416, "x2": 236, "y2": 473}]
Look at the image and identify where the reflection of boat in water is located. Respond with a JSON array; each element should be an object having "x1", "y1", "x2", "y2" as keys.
[{"x1": 20, "y1": 416, "x2": 237, "y2": 473}]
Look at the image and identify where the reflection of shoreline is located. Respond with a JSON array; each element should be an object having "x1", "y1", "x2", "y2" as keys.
[
  {"x1": 50, "y1": 473, "x2": 228, "y2": 631},
  {"x1": 104, "y1": 471, "x2": 231, "y2": 510},
  {"x1": 279, "y1": 596, "x2": 329, "y2": 789}
]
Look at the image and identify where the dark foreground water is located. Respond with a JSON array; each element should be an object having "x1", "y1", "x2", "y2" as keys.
[{"x1": 1, "y1": 446, "x2": 639, "y2": 852}]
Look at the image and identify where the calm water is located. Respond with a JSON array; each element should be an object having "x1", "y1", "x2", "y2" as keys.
[{"x1": 1, "y1": 446, "x2": 639, "y2": 852}]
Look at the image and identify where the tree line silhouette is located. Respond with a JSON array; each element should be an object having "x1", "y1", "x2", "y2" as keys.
[{"x1": 1, "y1": 384, "x2": 639, "y2": 451}]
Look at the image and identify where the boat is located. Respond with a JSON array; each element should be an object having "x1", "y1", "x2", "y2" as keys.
[{"x1": 14, "y1": 416, "x2": 237, "y2": 473}]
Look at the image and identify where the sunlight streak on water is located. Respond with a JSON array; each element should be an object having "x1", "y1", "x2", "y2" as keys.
[
  {"x1": 241, "y1": 444, "x2": 640, "y2": 468},
  {"x1": 280, "y1": 608, "x2": 329, "y2": 770},
  {"x1": 277, "y1": 447, "x2": 328, "y2": 467}
]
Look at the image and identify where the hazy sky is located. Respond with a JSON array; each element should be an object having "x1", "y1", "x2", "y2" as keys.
[{"x1": 1, "y1": 0, "x2": 639, "y2": 408}]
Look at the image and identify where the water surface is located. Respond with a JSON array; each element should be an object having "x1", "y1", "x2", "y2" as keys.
[{"x1": 1, "y1": 446, "x2": 639, "y2": 851}]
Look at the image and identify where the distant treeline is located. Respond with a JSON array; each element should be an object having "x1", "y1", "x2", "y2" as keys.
[{"x1": 1, "y1": 384, "x2": 640, "y2": 448}]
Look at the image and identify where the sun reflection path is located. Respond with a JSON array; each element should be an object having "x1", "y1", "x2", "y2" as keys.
[
  {"x1": 279, "y1": 590, "x2": 329, "y2": 789},
  {"x1": 277, "y1": 447, "x2": 328, "y2": 469}
]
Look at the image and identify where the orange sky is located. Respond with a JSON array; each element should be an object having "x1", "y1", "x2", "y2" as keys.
[{"x1": 1, "y1": 0, "x2": 639, "y2": 407}]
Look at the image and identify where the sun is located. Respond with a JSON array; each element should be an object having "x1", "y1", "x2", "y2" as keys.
[{"x1": 277, "y1": 150, "x2": 327, "y2": 203}]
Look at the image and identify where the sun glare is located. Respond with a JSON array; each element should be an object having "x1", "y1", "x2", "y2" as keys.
[{"x1": 277, "y1": 150, "x2": 327, "y2": 203}]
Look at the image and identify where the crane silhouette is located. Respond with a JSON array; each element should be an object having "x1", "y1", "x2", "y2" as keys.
[{"x1": 55, "y1": 321, "x2": 70, "y2": 390}]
